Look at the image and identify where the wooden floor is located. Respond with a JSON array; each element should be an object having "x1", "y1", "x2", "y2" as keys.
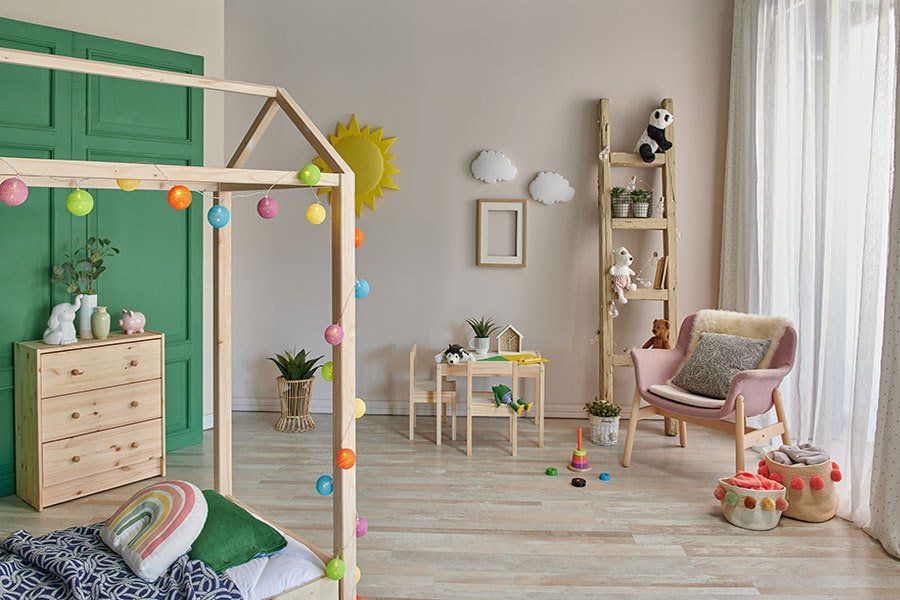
[{"x1": 2, "y1": 413, "x2": 898, "y2": 599}]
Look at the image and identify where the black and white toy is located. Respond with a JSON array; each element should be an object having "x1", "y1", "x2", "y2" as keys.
[
  {"x1": 435, "y1": 344, "x2": 472, "y2": 365},
  {"x1": 634, "y1": 108, "x2": 674, "y2": 163}
]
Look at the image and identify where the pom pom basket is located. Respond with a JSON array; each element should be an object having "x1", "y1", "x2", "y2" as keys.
[
  {"x1": 762, "y1": 452, "x2": 839, "y2": 522},
  {"x1": 716, "y1": 478, "x2": 787, "y2": 531}
]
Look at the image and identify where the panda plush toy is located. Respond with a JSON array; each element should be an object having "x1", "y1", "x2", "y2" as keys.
[{"x1": 634, "y1": 108, "x2": 674, "y2": 163}]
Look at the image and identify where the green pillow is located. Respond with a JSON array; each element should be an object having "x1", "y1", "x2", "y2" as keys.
[{"x1": 188, "y1": 490, "x2": 287, "y2": 572}]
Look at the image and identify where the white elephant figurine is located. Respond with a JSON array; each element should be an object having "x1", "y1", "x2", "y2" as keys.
[{"x1": 43, "y1": 294, "x2": 83, "y2": 346}]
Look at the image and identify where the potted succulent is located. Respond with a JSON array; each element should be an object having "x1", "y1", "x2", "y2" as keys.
[
  {"x1": 268, "y1": 348, "x2": 324, "y2": 432},
  {"x1": 630, "y1": 188, "x2": 653, "y2": 218},
  {"x1": 611, "y1": 186, "x2": 631, "y2": 218},
  {"x1": 466, "y1": 316, "x2": 499, "y2": 356},
  {"x1": 50, "y1": 237, "x2": 120, "y2": 340},
  {"x1": 584, "y1": 397, "x2": 621, "y2": 446}
]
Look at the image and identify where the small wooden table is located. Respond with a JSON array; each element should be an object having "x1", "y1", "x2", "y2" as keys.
[{"x1": 435, "y1": 352, "x2": 545, "y2": 448}]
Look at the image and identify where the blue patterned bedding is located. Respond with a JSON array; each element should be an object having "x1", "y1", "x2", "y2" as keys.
[{"x1": 0, "y1": 524, "x2": 243, "y2": 599}]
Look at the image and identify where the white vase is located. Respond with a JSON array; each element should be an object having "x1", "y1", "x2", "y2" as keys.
[
  {"x1": 470, "y1": 336, "x2": 491, "y2": 356},
  {"x1": 79, "y1": 294, "x2": 98, "y2": 339}
]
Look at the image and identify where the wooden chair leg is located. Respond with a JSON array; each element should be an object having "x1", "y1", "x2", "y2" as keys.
[
  {"x1": 451, "y1": 395, "x2": 457, "y2": 441},
  {"x1": 734, "y1": 394, "x2": 746, "y2": 472},
  {"x1": 678, "y1": 420, "x2": 687, "y2": 448},
  {"x1": 409, "y1": 398, "x2": 415, "y2": 440},
  {"x1": 772, "y1": 388, "x2": 791, "y2": 445},
  {"x1": 622, "y1": 387, "x2": 642, "y2": 467},
  {"x1": 466, "y1": 369, "x2": 473, "y2": 456},
  {"x1": 511, "y1": 413, "x2": 517, "y2": 456}
]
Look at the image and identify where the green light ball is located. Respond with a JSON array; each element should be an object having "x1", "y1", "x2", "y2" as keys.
[
  {"x1": 66, "y1": 188, "x2": 94, "y2": 217},
  {"x1": 322, "y1": 361, "x2": 334, "y2": 382},
  {"x1": 298, "y1": 163, "x2": 322, "y2": 186},
  {"x1": 326, "y1": 557, "x2": 346, "y2": 581}
]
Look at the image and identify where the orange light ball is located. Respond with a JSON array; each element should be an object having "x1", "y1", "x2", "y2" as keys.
[
  {"x1": 167, "y1": 185, "x2": 192, "y2": 210},
  {"x1": 336, "y1": 448, "x2": 356, "y2": 470},
  {"x1": 355, "y1": 227, "x2": 364, "y2": 248}
]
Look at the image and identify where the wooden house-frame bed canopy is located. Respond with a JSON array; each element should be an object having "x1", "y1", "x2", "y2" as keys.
[{"x1": 0, "y1": 47, "x2": 357, "y2": 600}]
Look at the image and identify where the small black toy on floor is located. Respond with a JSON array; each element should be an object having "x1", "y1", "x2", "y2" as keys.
[{"x1": 634, "y1": 108, "x2": 674, "y2": 163}]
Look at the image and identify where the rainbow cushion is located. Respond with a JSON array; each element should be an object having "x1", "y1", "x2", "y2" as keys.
[{"x1": 100, "y1": 480, "x2": 208, "y2": 581}]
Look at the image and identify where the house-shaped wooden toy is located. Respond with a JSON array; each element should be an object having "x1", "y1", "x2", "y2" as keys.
[{"x1": 497, "y1": 325, "x2": 523, "y2": 354}]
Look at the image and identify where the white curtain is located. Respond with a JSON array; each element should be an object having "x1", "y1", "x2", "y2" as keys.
[
  {"x1": 720, "y1": 0, "x2": 897, "y2": 528},
  {"x1": 867, "y1": 1, "x2": 900, "y2": 558}
]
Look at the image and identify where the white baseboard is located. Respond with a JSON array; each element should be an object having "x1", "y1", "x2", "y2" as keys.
[{"x1": 203, "y1": 413, "x2": 215, "y2": 430}]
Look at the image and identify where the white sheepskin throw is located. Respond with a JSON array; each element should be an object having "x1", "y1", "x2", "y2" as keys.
[{"x1": 688, "y1": 310, "x2": 792, "y2": 368}]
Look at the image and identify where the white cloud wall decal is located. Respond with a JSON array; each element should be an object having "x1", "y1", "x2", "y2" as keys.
[
  {"x1": 470, "y1": 150, "x2": 517, "y2": 183},
  {"x1": 528, "y1": 171, "x2": 575, "y2": 205}
]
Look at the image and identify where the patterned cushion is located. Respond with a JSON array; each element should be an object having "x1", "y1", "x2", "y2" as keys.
[
  {"x1": 671, "y1": 332, "x2": 771, "y2": 399},
  {"x1": 100, "y1": 480, "x2": 208, "y2": 581}
]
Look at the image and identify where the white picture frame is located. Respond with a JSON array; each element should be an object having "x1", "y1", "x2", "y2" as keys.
[{"x1": 476, "y1": 199, "x2": 526, "y2": 268}]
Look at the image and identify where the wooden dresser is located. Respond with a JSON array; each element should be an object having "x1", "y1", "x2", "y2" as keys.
[{"x1": 14, "y1": 331, "x2": 165, "y2": 510}]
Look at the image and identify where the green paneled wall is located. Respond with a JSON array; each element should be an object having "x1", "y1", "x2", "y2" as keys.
[{"x1": 0, "y1": 18, "x2": 204, "y2": 497}]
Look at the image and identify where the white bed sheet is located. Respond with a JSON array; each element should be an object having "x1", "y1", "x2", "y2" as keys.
[{"x1": 224, "y1": 515, "x2": 326, "y2": 600}]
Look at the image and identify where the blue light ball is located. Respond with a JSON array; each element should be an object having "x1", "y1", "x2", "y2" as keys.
[
  {"x1": 207, "y1": 204, "x2": 231, "y2": 228},
  {"x1": 354, "y1": 278, "x2": 370, "y2": 299},
  {"x1": 316, "y1": 474, "x2": 334, "y2": 496}
]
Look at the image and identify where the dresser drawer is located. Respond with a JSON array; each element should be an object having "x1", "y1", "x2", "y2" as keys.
[
  {"x1": 42, "y1": 419, "x2": 163, "y2": 486},
  {"x1": 41, "y1": 339, "x2": 161, "y2": 398},
  {"x1": 41, "y1": 379, "x2": 162, "y2": 442}
]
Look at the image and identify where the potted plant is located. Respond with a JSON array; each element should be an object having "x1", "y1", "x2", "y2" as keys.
[
  {"x1": 466, "y1": 316, "x2": 498, "y2": 355},
  {"x1": 611, "y1": 186, "x2": 630, "y2": 218},
  {"x1": 630, "y1": 188, "x2": 653, "y2": 218},
  {"x1": 50, "y1": 237, "x2": 119, "y2": 340},
  {"x1": 584, "y1": 397, "x2": 621, "y2": 446},
  {"x1": 268, "y1": 348, "x2": 324, "y2": 432}
]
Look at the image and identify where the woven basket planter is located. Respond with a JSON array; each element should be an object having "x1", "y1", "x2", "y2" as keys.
[
  {"x1": 275, "y1": 376, "x2": 315, "y2": 433},
  {"x1": 612, "y1": 197, "x2": 631, "y2": 218},
  {"x1": 715, "y1": 477, "x2": 788, "y2": 531},
  {"x1": 761, "y1": 452, "x2": 841, "y2": 522},
  {"x1": 631, "y1": 201, "x2": 651, "y2": 218}
]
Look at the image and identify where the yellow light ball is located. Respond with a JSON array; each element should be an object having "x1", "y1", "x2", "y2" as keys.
[
  {"x1": 66, "y1": 188, "x2": 94, "y2": 217},
  {"x1": 354, "y1": 398, "x2": 366, "y2": 419},
  {"x1": 355, "y1": 566, "x2": 361, "y2": 584},
  {"x1": 116, "y1": 178, "x2": 141, "y2": 191},
  {"x1": 306, "y1": 202, "x2": 326, "y2": 225}
]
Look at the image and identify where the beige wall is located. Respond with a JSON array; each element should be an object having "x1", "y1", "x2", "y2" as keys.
[
  {"x1": 224, "y1": 0, "x2": 733, "y2": 417},
  {"x1": 0, "y1": 0, "x2": 225, "y2": 425}
]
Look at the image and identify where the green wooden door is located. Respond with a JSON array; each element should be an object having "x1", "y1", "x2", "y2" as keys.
[{"x1": 0, "y1": 18, "x2": 204, "y2": 497}]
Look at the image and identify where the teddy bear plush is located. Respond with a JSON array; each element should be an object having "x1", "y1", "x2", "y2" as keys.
[
  {"x1": 609, "y1": 246, "x2": 637, "y2": 304},
  {"x1": 642, "y1": 319, "x2": 672, "y2": 350}
]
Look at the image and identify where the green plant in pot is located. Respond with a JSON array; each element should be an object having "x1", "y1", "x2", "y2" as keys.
[
  {"x1": 466, "y1": 316, "x2": 498, "y2": 356},
  {"x1": 611, "y1": 186, "x2": 630, "y2": 218},
  {"x1": 630, "y1": 188, "x2": 653, "y2": 218},
  {"x1": 268, "y1": 349, "x2": 324, "y2": 433},
  {"x1": 50, "y1": 237, "x2": 119, "y2": 340},
  {"x1": 584, "y1": 397, "x2": 621, "y2": 446}
]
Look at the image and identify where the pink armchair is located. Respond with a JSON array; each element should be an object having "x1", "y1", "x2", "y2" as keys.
[{"x1": 622, "y1": 313, "x2": 796, "y2": 471}]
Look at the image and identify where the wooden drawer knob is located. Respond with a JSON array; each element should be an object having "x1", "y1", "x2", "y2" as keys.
[
  {"x1": 72, "y1": 455, "x2": 81, "y2": 463},
  {"x1": 130, "y1": 401, "x2": 139, "y2": 408},
  {"x1": 131, "y1": 442, "x2": 139, "y2": 449},
  {"x1": 71, "y1": 412, "x2": 80, "y2": 419},
  {"x1": 71, "y1": 369, "x2": 83, "y2": 376},
  {"x1": 129, "y1": 360, "x2": 139, "y2": 367}
]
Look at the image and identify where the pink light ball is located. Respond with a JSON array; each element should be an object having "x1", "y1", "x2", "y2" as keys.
[
  {"x1": 356, "y1": 516, "x2": 368, "y2": 538},
  {"x1": 325, "y1": 323, "x2": 344, "y2": 346},
  {"x1": 0, "y1": 177, "x2": 28, "y2": 206},
  {"x1": 257, "y1": 196, "x2": 279, "y2": 219}
]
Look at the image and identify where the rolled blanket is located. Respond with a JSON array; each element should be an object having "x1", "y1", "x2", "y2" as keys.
[
  {"x1": 776, "y1": 443, "x2": 830, "y2": 466},
  {"x1": 728, "y1": 471, "x2": 781, "y2": 490}
]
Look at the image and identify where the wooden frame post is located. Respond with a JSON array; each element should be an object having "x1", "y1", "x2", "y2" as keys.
[
  {"x1": 213, "y1": 190, "x2": 233, "y2": 495},
  {"x1": 597, "y1": 99, "x2": 614, "y2": 403},
  {"x1": 331, "y1": 174, "x2": 357, "y2": 600}
]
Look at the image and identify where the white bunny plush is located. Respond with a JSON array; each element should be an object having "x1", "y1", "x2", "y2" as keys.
[{"x1": 43, "y1": 294, "x2": 83, "y2": 345}]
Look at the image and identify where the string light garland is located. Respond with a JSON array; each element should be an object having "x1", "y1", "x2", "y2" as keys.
[
  {"x1": 354, "y1": 398, "x2": 366, "y2": 419},
  {"x1": 354, "y1": 278, "x2": 370, "y2": 299},
  {"x1": 257, "y1": 196, "x2": 279, "y2": 219},
  {"x1": 66, "y1": 188, "x2": 94, "y2": 216},
  {"x1": 355, "y1": 227, "x2": 364, "y2": 248},
  {"x1": 325, "y1": 323, "x2": 344, "y2": 346},
  {"x1": 321, "y1": 361, "x2": 334, "y2": 382},
  {"x1": 326, "y1": 557, "x2": 346, "y2": 581},
  {"x1": 0, "y1": 177, "x2": 28, "y2": 206},
  {"x1": 167, "y1": 185, "x2": 192, "y2": 210},
  {"x1": 116, "y1": 178, "x2": 141, "y2": 191},
  {"x1": 207, "y1": 204, "x2": 231, "y2": 228},
  {"x1": 315, "y1": 474, "x2": 334, "y2": 496},
  {"x1": 306, "y1": 202, "x2": 327, "y2": 225},
  {"x1": 336, "y1": 448, "x2": 356, "y2": 470}
]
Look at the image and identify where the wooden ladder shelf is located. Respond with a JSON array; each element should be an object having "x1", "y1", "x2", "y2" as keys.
[{"x1": 597, "y1": 98, "x2": 679, "y2": 430}]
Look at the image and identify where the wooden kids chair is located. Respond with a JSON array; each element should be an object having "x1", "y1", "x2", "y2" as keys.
[
  {"x1": 463, "y1": 360, "x2": 520, "y2": 457},
  {"x1": 409, "y1": 344, "x2": 457, "y2": 441}
]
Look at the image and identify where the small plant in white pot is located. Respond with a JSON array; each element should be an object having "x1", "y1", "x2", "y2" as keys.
[
  {"x1": 630, "y1": 188, "x2": 652, "y2": 218},
  {"x1": 611, "y1": 186, "x2": 630, "y2": 218},
  {"x1": 466, "y1": 316, "x2": 498, "y2": 356},
  {"x1": 268, "y1": 349, "x2": 324, "y2": 433},
  {"x1": 584, "y1": 397, "x2": 621, "y2": 446}
]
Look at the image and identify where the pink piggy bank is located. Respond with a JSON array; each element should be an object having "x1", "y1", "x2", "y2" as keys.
[{"x1": 119, "y1": 309, "x2": 146, "y2": 334}]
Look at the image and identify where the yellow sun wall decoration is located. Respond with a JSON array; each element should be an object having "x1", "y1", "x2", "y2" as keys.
[{"x1": 313, "y1": 115, "x2": 399, "y2": 217}]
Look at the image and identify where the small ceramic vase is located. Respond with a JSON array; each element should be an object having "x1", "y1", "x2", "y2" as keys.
[
  {"x1": 79, "y1": 293, "x2": 98, "y2": 339},
  {"x1": 91, "y1": 306, "x2": 111, "y2": 340}
]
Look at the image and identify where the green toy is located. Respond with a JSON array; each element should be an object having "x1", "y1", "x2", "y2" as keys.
[
  {"x1": 545, "y1": 467, "x2": 558, "y2": 476},
  {"x1": 491, "y1": 384, "x2": 533, "y2": 414}
]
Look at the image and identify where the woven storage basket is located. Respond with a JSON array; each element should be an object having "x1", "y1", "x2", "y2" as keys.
[
  {"x1": 762, "y1": 452, "x2": 840, "y2": 523},
  {"x1": 715, "y1": 478, "x2": 787, "y2": 531},
  {"x1": 275, "y1": 376, "x2": 315, "y2": 433}
]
